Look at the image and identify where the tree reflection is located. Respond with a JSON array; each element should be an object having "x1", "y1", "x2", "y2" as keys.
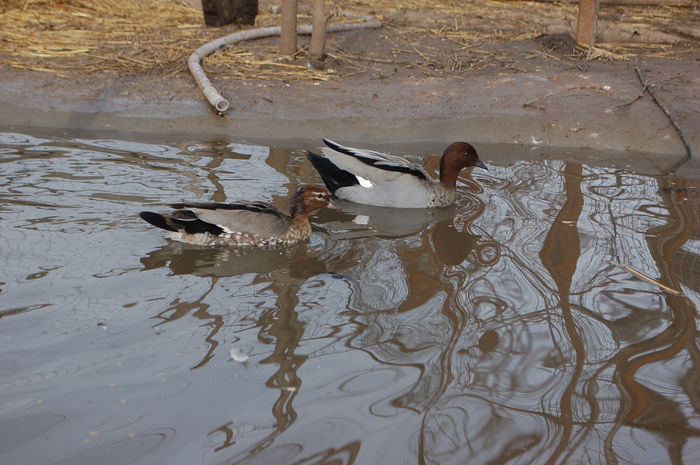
[
  {"x1": 338, "y1": 160, "x2": 699, "y2": 465},
  {"x1": 136, "y1": 141, "x2": 700, "y2": 465}
]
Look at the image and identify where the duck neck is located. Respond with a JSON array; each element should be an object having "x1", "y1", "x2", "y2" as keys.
[
  {"x1": 290, "y1": 200, "x2": 312, "y2": 221},
  {"x1": 439, "y1": 157, "x2": 460, "y2": 189},
  {"x1": 289, "y1": 207, "x2": 312, "y2": 237}
]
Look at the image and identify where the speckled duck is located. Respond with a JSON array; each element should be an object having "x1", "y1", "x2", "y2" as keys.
[{"x1": 139, "y1": 185, "x2": 335, "y2": 247}]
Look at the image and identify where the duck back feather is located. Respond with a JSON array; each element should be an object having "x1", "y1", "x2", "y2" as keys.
[
  {"x1": 168, "y1": 202, "x2": 291, "y2": 237},
  {"x1": 321, "y1": 139, "x2": 429, "y2": 181}
]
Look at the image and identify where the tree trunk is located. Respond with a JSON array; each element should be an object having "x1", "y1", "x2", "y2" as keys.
[
  {"x1": 309, "y1": 0, "x2": 328, "y2": 60},
  {"x1": 202, "y1": 0, "x2": 258, "y2": 27},
  {"x1": 280, "y1": 0, "x2": 298, "y2": 56}
]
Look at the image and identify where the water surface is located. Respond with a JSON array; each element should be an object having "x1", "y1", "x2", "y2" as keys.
[{"x1": 1, "y1": 130, "x2": 699, "y2": 465}]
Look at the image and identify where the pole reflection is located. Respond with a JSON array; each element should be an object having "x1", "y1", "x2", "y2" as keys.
[{"x1": 128, "y1": 141, "x2": 700, "y2": 465}]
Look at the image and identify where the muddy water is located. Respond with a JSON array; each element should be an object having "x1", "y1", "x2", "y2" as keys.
[{"x1": 1, "y1": 130, "x2": 699, "y2": 465}]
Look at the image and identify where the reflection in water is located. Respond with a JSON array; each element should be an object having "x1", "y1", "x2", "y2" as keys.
[
  {"x1": 538, "y1": 162, "x2": 584, "y2": 465},
  {"x1": 0, "y1": 131, "x2": 699, "y2": 465}
]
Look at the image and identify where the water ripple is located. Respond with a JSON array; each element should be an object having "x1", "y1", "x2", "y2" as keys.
[{"x1": 1, "y1": 132, "x2": 698, "y2": 465}]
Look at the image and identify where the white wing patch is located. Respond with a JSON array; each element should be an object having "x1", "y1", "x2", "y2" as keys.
[{"x1": 356, "y1": 175, "x2": 374, "y2": 188}]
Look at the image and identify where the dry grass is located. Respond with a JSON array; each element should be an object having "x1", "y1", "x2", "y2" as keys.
[
  {"x1": 0, "y1": 0, "x2": 696, "y2": 79},
  {"x1": 0, "y1": 0, "x2": 204, "y2": 75}
]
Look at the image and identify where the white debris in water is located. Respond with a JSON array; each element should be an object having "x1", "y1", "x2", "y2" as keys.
[
  {"x1": 530, "y1": 135, "x2": 543, "y2": 145},
  {"x1": 229, "y1": 347, "x2": 250, "y2": 363},
  {"x1": 353, "y1": 215, "x2": 370, "y2": 225}
]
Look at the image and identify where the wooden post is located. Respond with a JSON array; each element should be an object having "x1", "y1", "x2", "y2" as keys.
[
  {"x1": 280, "y1": 0, "x2": 297, "y2": 56},
  {"x1": 575, "y1": 0, "x2": 598, "y2": 46},
  {"x1": 309, "y1": 0, "x2": 328, "y2": 60}
]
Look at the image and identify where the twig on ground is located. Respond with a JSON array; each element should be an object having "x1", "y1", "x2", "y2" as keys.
[
  {"x1": 536, "y1": 50, "x2": 578, "y2": 68},
  {"x1": 634, "y1": 67, "x2": 693, "y2": 167},
  {"x1": 613, "y1": 74, "x2": 682, "y2": 112},
  {"x1": 522, "y1": 85, "x2": 619, "y2": 110}
]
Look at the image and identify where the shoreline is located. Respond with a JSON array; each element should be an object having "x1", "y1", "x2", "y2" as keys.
[{"x1": 0, "y1": 64, "x2": 697, "y2": 161}]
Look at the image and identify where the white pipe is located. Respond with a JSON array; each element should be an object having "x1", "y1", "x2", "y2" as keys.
[{"x1": 188, "y1": 11, "x2": 381, "y2": 114}]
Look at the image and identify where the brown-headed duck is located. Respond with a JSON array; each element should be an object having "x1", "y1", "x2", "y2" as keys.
[{"x1": 307, "y1": 138, "x2": 487, "y2": 208}]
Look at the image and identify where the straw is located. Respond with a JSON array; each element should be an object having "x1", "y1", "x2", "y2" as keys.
[{"x1": 0, "y1": 0, "x2": 695, "y2": 79}]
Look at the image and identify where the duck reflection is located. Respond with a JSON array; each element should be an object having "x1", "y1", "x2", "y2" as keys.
[
  {"x1": 316, "y1": 201, "x2": 458, "y2": 239},
  {"x1": 315, "y1": 198, "x2": 496, "y2": 267},
  {"x1": 140, "y1": 241, "x2": 326, "y2": 279}
]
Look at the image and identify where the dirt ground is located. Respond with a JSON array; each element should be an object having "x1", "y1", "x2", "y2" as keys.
[{"x1": 0, "y1": 0, "x2": 699, "y2": 167}]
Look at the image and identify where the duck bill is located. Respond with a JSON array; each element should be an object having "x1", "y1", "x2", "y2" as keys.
[
  {"x1": 327, "y1": 198, "x2": 340, "y2": 210},
  {"x1": 475, "y1": 160, "x2": 488, "y2": 170}
]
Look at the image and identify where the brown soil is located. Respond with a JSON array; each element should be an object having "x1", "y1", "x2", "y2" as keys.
[{"x1": 0, "y1": 0, "x2": 699, "y2": 165}]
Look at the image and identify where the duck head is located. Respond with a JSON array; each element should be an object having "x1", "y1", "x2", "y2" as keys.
[
  {"x1": 290, "y1": 185, "x2": 337, "y2": 217},
  {"x1": 439, "y1": 142, "x2": 487, "y2": 187}
]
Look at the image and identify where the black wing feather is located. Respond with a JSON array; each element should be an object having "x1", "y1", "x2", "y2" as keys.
[
  {"x1": 307, "y1": 151, "x2": 359, "y2": 193},
  {"x1": 140, "y1": 211, "x2": 176, "y2": 232},
  {"x1": 139, "y1": 210, "x2": 224, "y2": 235}
]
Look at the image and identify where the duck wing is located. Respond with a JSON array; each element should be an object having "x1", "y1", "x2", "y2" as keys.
[
  {"x1": 322, "y1": 138, "x2": 430, "y2": 183},
  {"x1": 169, "y1": 201, "x2": 292, "y2": 236}
]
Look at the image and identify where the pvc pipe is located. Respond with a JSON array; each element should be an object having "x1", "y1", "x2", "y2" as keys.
[{"x1": 188, "y1": 11, "x2": 381, "y2": 114}]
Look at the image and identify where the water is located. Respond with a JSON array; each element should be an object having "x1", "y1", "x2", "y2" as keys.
[{"x1": 1, "y1": 130, "x2": 699, "y2": 465}]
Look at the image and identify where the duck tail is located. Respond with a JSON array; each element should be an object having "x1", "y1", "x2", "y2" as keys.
[
  {"x1": 139, "y1": 211, "x2": 177, "y2": 232},
  {"x1": 307, "y1": 151, "x2": 358, "y2": 194},
  {"x1": 140, "y1": 210, "x2": 225, "y2": 236}
]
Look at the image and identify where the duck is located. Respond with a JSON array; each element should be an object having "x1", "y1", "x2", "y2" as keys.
[
  {"x1": 139, "y1": 185, "x2": 335, "y2": 247},
  {"x1": 307, "y1": 139, "x2": 487, "y2": 208}
]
